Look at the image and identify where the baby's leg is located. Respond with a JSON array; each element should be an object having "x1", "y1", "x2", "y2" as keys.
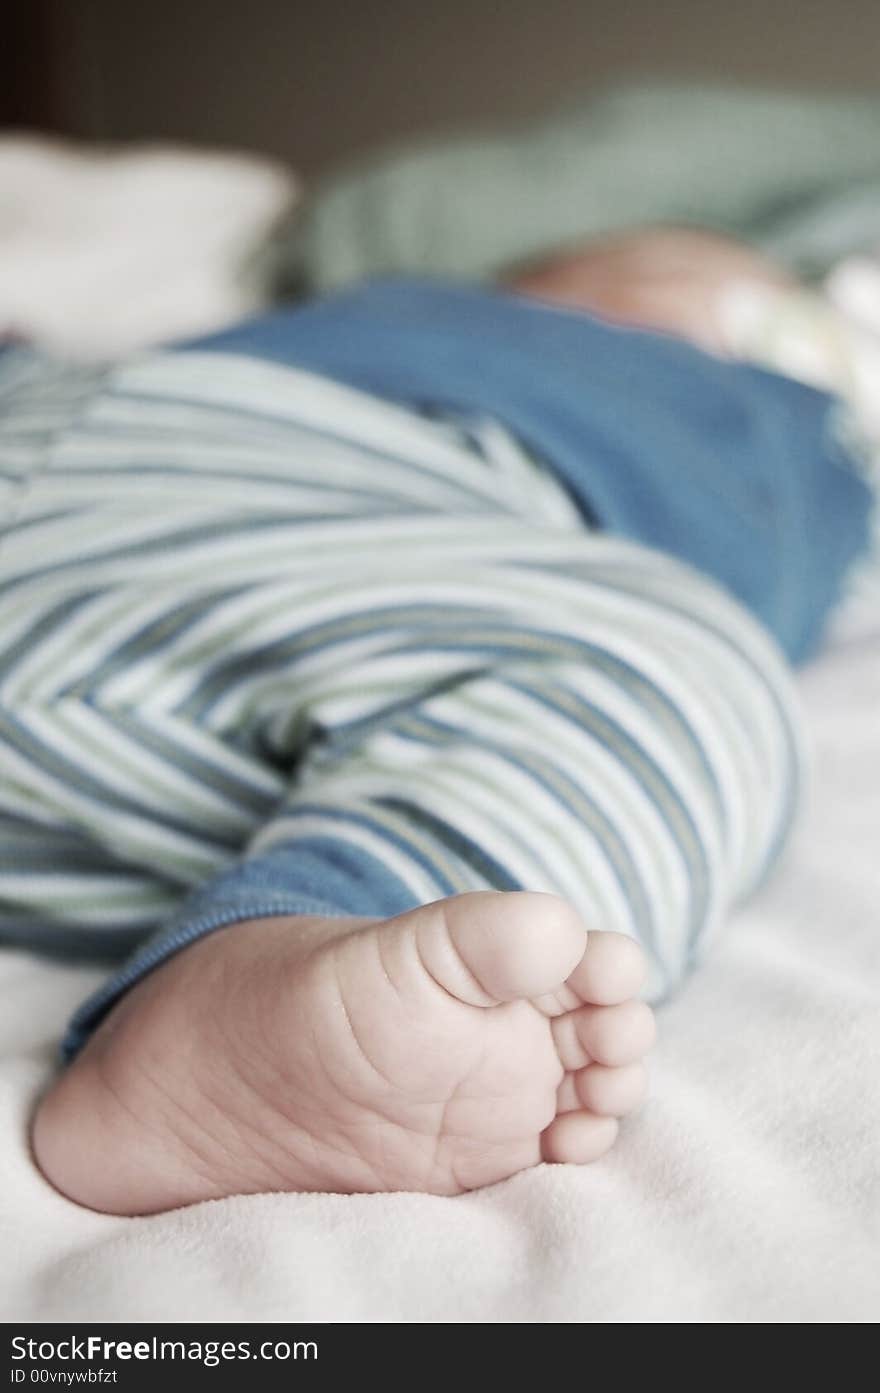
[
  {"x1": 2, "y1": 347, "x2": 801, "y2": 1212},
  {"x1": 33, "y1": 538, "x2": 802, "y2": 1213}
]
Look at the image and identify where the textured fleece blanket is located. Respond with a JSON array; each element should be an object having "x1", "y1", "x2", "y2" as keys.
[
  {"x1": 3, "y1": 629, "x2": 878, "y2": 1323},
  {"x1": 282, "y1": 82, "x2": 880, "y2": 294}
]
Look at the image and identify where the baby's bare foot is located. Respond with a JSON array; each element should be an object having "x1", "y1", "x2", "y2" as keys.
[{"x1": 32, "y1": 892, "x2": 654, "y2": 1214}]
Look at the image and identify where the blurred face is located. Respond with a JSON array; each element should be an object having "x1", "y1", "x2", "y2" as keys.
[{"x1": 506, "y1": 226, "x2": 795, "y2": 354}]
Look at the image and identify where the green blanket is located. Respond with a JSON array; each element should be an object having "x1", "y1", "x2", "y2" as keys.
[{"x1": 278, "y1": 82, "x2": 880, "y2": 294}]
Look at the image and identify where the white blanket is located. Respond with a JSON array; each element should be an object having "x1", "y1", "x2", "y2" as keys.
[{"x1": 2, "y1": 633, "x2": 878, "y2": 1323}]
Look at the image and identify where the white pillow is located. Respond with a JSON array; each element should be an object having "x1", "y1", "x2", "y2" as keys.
[{"x1": 0, "y1": 136, "x2": 298, "y2": 359}]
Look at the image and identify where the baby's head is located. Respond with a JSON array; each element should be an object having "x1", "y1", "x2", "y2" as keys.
[{"x1": 506, "y1": 226, "x2": 795, "y2": 354}]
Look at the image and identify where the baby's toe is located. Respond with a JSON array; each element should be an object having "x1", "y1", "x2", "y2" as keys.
[
  {"x1": 409, "y1": 890, "x2": 587, "y2": 1006},
  {"x1": 541, "y1": 1110, "x2": 619, "y2": 1164},
  {"x1": 565, "y1": 930, "x2": 647, "y2": 1005},
  {"x1": 557, "y1": 1061, "x2": 648, "y2": 1117},
  {"x1": 552, "y1": 999, "x2": 656, "y2": 1070}
]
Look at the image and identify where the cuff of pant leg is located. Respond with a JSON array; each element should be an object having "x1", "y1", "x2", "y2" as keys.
[{"x1": 61, "y1": 892, "x2": 349, "y2": 1061}]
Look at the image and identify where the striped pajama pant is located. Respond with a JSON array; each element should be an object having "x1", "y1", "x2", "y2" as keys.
[{"x1": 0, "y1": 348, "x2": 803, "y2": 1049}]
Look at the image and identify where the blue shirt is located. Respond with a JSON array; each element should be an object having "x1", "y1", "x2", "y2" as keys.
[{"x1": 188, "y1": 279, "x2": 873, "y2": 662}]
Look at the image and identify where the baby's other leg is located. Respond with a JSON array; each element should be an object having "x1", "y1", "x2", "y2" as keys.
[{"x1": 33, "y1": 539, "x2": 803, "y2": 1213}]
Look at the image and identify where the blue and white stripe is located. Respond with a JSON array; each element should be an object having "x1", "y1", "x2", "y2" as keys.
[{"x1": 0, "y1": 347, "x2": 805, "y2": 1042}]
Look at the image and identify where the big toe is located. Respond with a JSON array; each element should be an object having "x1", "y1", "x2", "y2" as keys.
[{"x1": 397, "y1": 891, "x2": 588, "y2": 1007}]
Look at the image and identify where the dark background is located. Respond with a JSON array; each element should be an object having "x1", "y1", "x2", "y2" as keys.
[{"x1": 5, "y1": 0, "x2": 880, "y2": 175}]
